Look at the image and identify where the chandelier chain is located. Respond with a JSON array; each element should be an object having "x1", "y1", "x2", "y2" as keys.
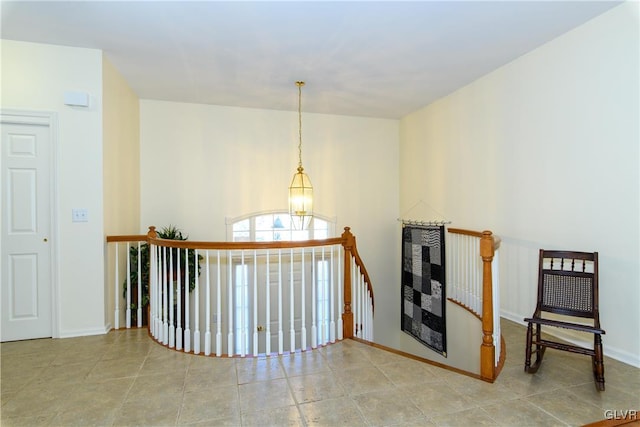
[{"x1": 296, "y1": 81, "x2": 304, "y2": 171}]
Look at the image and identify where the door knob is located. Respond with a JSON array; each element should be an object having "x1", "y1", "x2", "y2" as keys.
[{"x1": 43, "y1": 238, "x2": 48, "y2": 242}]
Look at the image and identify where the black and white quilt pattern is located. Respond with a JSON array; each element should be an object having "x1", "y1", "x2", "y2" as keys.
[{"x1": 401, "y1": 225, "x2": 447, "y2": 356}]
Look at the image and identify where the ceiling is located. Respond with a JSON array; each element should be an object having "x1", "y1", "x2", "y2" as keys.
[{"x1": 1, "y1": 1, "x2": 622, "y2": 119}]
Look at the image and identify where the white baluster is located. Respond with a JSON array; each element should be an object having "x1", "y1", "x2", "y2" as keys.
[
  {"x1": 301, "y1": 247, "x2": 307, "y2": 351},
  {"x1": 155, "y1": 245, "x2": 161, "y2": 340},
  {"x1": 150, "y1": 244, "x2": 156, "y2": 339},
  {"x1": 216, "y1": 250, "x2": 222, "y2": 357},
  {"x1": 126, "y1": 242, "x2": 131, "y2": 328},
  {"x1": 337, "y1": 245, "x2": 343, "y2": 341},
  {"x1": 253, "y1": 250, "x2": 258, "y2": 357},
  {"x1": 265, "y1": 250, "x2": 271, "y2": 355},
  {"x1": 163, "y1": 247, "x2": 169, "y2": 345},
  {"x1": 289, "y1": 248, "x2": 295, "y2": 353},
  {"x1": 169, "y1": 247, "x2": 175, "y2": 348},
  {"x1": 329, "y1": 245, "x2": 336, "y2": 343},
  {"x1": 278, "y1": 249, "x2": 283, "y2": 355},
  {"x1": 240, "y1": 250, "x2": 246, "y2": 357},
  {"x1": 227, "y1": 250, "x2": 234, "y2": 356},
  {"x1": 114, "y1": 243, "x2": 120, "y2": 330},
  {"x1": 311, "y1": 247, "x2": 317, "y2": 349},
  {"x1": 137, "y1": 242, "x2": 142, "y2": 328},
  {"x1": 184, "y1": 249, "x2": 191, "y2": 353},
  {"x1": 176, "y1": 248, "x2": 183, "y2": 350},
  {"x1": 205, "y1": 250, "x2": 211, "y2": 356},
  {"x1": 353, "y1": 258, "x2": 358, "y2": 338},
  {"x1": 193, "y1": 249, "x2": 200, "y2": 355}
]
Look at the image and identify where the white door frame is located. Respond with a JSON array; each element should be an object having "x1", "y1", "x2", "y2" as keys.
[{"x1": 1, "y1": 109, "x2": 60, "y2": 339}]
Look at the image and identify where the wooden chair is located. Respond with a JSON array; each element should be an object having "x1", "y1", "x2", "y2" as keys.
[{"x1": 524, "y1": 250, "x2": 605, "y2": 391}]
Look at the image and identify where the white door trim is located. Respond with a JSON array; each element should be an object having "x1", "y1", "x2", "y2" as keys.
[{"x1": 1, "y1": 109, "x2": 60, "y2": 338}]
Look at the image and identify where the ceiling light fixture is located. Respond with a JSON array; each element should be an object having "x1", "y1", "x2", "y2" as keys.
[{"x1": 289, "y1": 81, "x2": 313, "y2": 231}]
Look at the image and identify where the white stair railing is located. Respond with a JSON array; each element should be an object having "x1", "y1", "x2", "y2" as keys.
[
  {"x1": 446, "y1": 228, "x2": 501, "y2": 381},
  {"x1": 107, "y1": 227, "x2": 375, "y2": 357}
]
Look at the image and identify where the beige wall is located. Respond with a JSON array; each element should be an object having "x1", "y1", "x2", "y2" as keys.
[
  {"x1": 1, "y1": 40, "x2": 106, "y2": 337},
  {"x1": 400, "y1": 3, "x2": 639, "y2": 366},
  {"x1": 102, "y1": 55, "x2": 140, "y2": 329},
  {"x1": 139, "y1": 100, "x2": 401, "y2": 342}
]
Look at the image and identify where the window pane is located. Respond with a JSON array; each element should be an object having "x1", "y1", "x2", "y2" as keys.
[
  {"x1": 255, "y1": 214, "x2": 274, "y2": 231},
  {"x1": 233, "y1": 219, "x2": 250, "y2": 232},
  {"x1": 233, "y1": 232, "x2": 250, "y2": 242},
  {"x1": 230, "y1": 212, "x2": 332, "y2": 242},
  {"x1": 255, "y1": 230, "x2": 272, "y2": 242},
  {"x1": 291, "y1": 229, "x2": 309, "y2": 241}
]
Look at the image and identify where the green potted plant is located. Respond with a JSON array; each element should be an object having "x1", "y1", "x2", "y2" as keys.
[{"x1": 123, "y1": 225, "x2": 202, "y2": 325}]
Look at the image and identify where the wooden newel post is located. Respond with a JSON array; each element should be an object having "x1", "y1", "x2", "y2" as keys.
[
  {"x1": 341, "y1": 227, "x2": 354, "y2": 339},
  {"x1": 480, "y1": 230, "x2": 495, "y2": 381}
]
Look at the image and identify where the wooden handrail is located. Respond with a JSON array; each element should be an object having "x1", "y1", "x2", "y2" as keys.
[
  {"x1": 107, "y1": 225, "x2": 375, "y2": 344},
  {"x1": 149, "y1": 236, "x2": 344, "y2": 250},
  {"x1": 345, "y1": 231, "x2": 374, "y2": 314},
  {"x1": 106, "y1": 234, "x2": 147, "y2": 243}
]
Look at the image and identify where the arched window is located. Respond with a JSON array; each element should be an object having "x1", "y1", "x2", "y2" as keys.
[
  {"x1": 227, "y1": 211, "x2": 335, "y2": 242},
  {"x1": 225, "y1": 211, "x2": 337, "y2": 353}
]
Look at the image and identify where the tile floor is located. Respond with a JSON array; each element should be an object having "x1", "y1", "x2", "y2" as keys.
[{"x1": 1, "y1": 319, "x2": 639, "y2": 426}]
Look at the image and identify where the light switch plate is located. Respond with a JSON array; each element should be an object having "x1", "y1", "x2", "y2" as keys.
[{"x1": 72, "y1": 208, "x2": 88, "y2": 222}]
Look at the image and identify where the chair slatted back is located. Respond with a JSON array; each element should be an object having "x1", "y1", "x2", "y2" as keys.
[{"x1": 537, "y1": 250, "x2": 599, "y2": 320}]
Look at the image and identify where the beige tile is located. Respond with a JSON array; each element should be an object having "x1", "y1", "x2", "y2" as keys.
[
  {"x1": 235, "y1": 356, "x2": 285, "y2": 384},
  {"x1": 139, "y1": 351, "x2": 190, "y2": 376},
  {"x1": 0, "y1": 338, "x2": 71, "y2": 356},
  {"x1": 28, "y1": 361, "x2": 95, "y2": 388},
  {"x1": 1, "y1": 324, "x2": 638, "y2": 427},
  {"x1": 445, "y1": 375, "x2": 518, "y2": 406},
  {"x1": 429, "y1": 407, "x2": 499, "y2": 426},
  {"x1": 87, "y1": 356, "x2": 146, "y2": 381},
  {"x1": 114, "y1": 394, "x2": 182, "y2": 427},
  {"x1": 178, "y1": 385, "x2": 240, "y2": 425},
  {"x1": 241, "y1": 404, "x2": 305, "y2": 426},
  {"x1": 320, "y1": 343, "x2": 371, "y2": 371},
  {"x1": 0, "y1": 366, "x2": 46, "y2": 394},
  {"x1": 238, "y1": 378, "x2": 295, "y2": 413},
  {"x1": 50, "y1": 348, "x2": 106, "y2": 366},
  {"x1": 497, "y1": 364, "x2": 564, "y2": 397},
  {"x1": 565, "y1": 382, "x2": 640, "y2": 411},
  {"x1": 49, "y1": 406, "x2": 119, "y2": 427},
  {"x1": 402, "y1": 381, "x2": 477, "y2": 416},
  {"x1": 186, "y1": 356, "x2": 237, "y2": 389},
  {"x1": 482, "y1": 398, "x2": 566, "y2": 426},
  {"x1": 127, "y1": 372, "x2": 185, "y2": 400},
  {"x1": 352, "y1": 389, "x2": 425, "y2": 426},
  {"x1": 526, "y1": 388, "x2": 608, "y2": 426},
  {"x1": 336, "y1": 365, "x2": 395, "y2": 396},
  {"x1": 288, "y1": 371, "x2": 346, "y2": 404},
  {"x1": 377, "y1": 357, "x2": 439, "y2": 387},
  {"x1": 0, "y1": 414, "x2": 57, "y2": 427},
  {"x1": 0, "y1": 383, "x2": 72, "y2": 419},
  {"x1": 57, "y1": 378, "x2": 134, "y2": 413},
  {"x1": 299, "y1": 397, "x2": 367, "y2": 426},
  {"x1": 101, "y1": 340, "x2": 152, "y2": 360},
  {"x1": 280, "y1": 349, "x2": 329, "y2": 377}
]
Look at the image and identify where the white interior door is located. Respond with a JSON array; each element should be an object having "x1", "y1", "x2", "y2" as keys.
[{"x1": 1, "y1": 120, "x2": 52, "y2": 341}]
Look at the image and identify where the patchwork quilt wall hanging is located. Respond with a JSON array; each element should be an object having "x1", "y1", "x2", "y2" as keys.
[{"x1": 401, "y1": 224, "x2": 447, "y2": 356}]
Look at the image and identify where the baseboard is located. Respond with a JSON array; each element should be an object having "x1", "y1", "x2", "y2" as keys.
[
  {"x1": 501, "y1": 310, "x2": 640, "y2": 368},
  {"x1": 58, "y1": 324, "x2": 111, "y2": 339}
]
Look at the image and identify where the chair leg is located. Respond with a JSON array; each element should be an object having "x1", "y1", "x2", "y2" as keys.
[
  {"x1": 525, "y1": 322, "x2": 533, "y2": 372},
  {"x1": 593, "y1": 334, "x2": 605, "y2": 391},
  {"x1": 526, "y1": 323, "x2": 544, "y2": 373}
]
